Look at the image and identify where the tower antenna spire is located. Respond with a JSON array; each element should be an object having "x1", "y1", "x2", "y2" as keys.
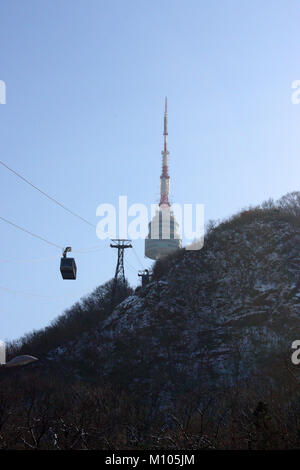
[
  {"x1": 164, "y1": 96, "x2": 168, "y2": 153},
  {"x1": 160, "y1": 97, "x2": 170, "y2": 206}
]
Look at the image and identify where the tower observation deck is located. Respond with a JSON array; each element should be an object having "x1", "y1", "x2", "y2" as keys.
[{"x1": 145, "y1": 98, "x2": 181, "y2": 260}]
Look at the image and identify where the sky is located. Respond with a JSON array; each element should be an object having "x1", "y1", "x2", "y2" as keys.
[{"x1": 1, "y1": 0, "x2": 300, "y2": 341}]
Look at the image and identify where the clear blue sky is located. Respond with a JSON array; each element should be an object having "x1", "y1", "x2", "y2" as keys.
[{"x1": 1, "y1": 0, "x2": 300, "y2": 341}]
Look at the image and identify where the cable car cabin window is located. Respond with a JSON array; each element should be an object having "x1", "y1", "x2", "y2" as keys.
[{"x1": 60, "y1": 257, "x2": 77, "y2": 280}]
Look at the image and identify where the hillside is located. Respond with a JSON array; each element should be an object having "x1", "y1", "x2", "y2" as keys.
[
  {"x1": 3, "y1": 191, "x2": 300, "y2": 449},
  {"x1": 27, "y1": 194, "x2": 300, "y2": 398}
]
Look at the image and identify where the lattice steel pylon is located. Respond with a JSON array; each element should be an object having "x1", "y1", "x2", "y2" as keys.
[{"x1": 110, "y1": 239, "x2": 132, "y2": 307}]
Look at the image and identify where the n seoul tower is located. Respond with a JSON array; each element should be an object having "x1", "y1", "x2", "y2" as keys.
[{"x1": 145, "y1": 98, "x2": 181, "y2": 260}]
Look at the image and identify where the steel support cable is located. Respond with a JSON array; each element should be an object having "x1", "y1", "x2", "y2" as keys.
[
  {"x1": 0, "y1": 246, "x2": 105, "y2": 264},
  {"x1": 0, "y1": 285, "x2": 75, "y2": 300},
  {"x1": 0, "y1": 214, "x2": 107, "y2": 255},
  {"x1": 73, "y1": 245, "x2": 106, "y2": 254},
  {"x1": 0, "y1": 215, "x2": 63, "y2": 249},
  {"x1": 0, "y1": 256, "x2": 60, "y2": 264},
  {"x1": 128, "y1": 249, "x2": 146, "y2": 272},
  {"x1": 125, "y1": 258, "x2": 137, "y2": 273},
  {"x1": 126, "y1": 251, "x2": 139, "y2": 271},
  {"x1": 0, "y1": 160, "x2": 95, "y2": 228},
  {"x1": 132, "y1": 245, "x2": 144, "y2": 269}
]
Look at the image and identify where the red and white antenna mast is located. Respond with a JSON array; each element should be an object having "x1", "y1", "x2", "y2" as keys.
[
  {"x1": 144, "y1": 98, "x2": 182, "y2": 260},
  {"x1": 159, "y1": 97, "x2": 170, "y2": 207}
]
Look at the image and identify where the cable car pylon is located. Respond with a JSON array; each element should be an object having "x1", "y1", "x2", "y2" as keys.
[
  {"x1": 110, "y1": 239, "x2": 132, "y2": 307},
  {"x1": 138, "y1": 269, "x2": 151, "y2": 287}
]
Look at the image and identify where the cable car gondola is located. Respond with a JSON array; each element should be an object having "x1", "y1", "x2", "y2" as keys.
[{"x1": 60, "y1": 246, "x2": 77, "y2": 280}]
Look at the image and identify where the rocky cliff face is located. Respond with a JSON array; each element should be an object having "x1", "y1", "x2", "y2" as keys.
[{"x1": 40, "y1": 201, "x2": 300, "y2": 403}]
